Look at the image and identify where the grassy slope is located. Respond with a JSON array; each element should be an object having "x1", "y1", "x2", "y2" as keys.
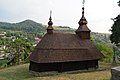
[{"x1": 0, "y1": 63, "x2": 111, "y2": 80}]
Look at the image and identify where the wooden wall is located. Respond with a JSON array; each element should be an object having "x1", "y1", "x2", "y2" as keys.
[{"x1": 29, "y1": 60, "x2": 98, "y2": 72}]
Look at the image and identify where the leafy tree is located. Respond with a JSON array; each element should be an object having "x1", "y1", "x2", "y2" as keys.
[
  {"x1": 4, "y1": 37, "x2": 33, "y2": 65},
  {"x1": 110, "y1": 0, "x2": 120, "y2": 64},
  {"x1": 96, "y1": 43, "x2": 113, "y2": 63},
  {"x1": 110, "y1": 0, "x2": 120, "y2": 44},
  {"x1": 110, "y1": 15, "x2": 120, "y2": 45}
]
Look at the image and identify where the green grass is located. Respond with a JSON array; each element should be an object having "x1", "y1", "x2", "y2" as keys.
[{"x1": 0, "y1": 63, "x2": 111, "y2": 80}]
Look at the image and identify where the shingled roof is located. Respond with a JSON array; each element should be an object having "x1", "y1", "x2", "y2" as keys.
[{"x1": 29, "y1": 32, "x2": 103, "y2": 63}]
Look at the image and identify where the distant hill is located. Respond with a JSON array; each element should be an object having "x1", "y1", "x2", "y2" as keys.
[
  {"x1": 53, "y1": 26, "x2": 75, "y2": 33},
  {"x1": 91, "y1": 32, "x2": 112, "y2": 46},
  {"x1": 0, "y1": 20, "x2": 46, "y2": 34},
  {"x1": 0, "y1": 20, "x2": 76, "y2": 35}
]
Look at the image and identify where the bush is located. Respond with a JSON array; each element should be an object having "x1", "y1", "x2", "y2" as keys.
[
  {"x1": 96, "y1": 43, "x2": 114, "y2": 63},
  {"x1": 0, "y1": 60, "x2": 8, "y2": 68}
]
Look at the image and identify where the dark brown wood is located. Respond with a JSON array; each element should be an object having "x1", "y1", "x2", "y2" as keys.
[{"x1": 29, "y1": 60, "x2": 99, "y2": 72}]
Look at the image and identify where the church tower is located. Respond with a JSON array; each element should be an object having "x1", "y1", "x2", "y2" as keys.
[{"x1": 75, "y1": 1, "x2": 91, "y2": 39}]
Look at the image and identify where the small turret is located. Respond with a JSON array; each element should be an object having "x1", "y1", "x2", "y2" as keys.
[
  {"x1": 47, "y1": 11, "x2": 53, "y2": 34},
  {"x1": 75, "y1": 1, "x2": 91, "y2": 39}
]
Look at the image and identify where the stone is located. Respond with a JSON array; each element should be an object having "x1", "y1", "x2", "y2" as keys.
[{"x1": 111, "y1": 66, "x2": 120, "y2": 80}]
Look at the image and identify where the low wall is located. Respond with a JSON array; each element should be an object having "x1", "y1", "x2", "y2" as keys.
[{"x1": 111, "y1": 66, "x2": 120, "y2": 80}]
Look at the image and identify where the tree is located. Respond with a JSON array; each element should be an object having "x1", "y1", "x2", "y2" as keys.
[
  {"x1": 110, "y1": 0, "x2": 120, "y2": 64},
  {"x1": 95, "y1": 43, "x2": 113, "y2": 63},
  {"x1": 110, "y1": 0, "x2": 120, "y2": 44},
  {"x1": 110, "y1": 15, "x2": 120, "y2": 45},
  {"x1": 6, "y1": 38, "x2": 33, "y2": 65}
]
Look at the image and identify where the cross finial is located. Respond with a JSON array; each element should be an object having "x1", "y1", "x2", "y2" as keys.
[
  {"x1": 82, "y1": 0, "x2": 85, "y2": 7},
  {"x1": 48, "y1": 10, "x2": 53, "y2": 26},
  {"x1": 50, "y1": 10, "x2": 52, "y2": 17},
  {"x1": 82, "y1": 0, "x2": 85, "y2": 16},
  {"x1": 49, "y1": 10, "x2": 52, "y2": 21}
]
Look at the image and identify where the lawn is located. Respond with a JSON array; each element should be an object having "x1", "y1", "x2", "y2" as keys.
[{"x1": 0, "y1": 63, "x2": 111, "y2": 80}]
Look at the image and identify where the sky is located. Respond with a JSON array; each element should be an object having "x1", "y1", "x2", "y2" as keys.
[{"x1": 0, "y1": 0, "x2": 119, "y2": 33}]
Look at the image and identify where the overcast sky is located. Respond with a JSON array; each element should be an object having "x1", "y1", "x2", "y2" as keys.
[{"x1": 0, "y1": 0, "x2": 119, "y2": 33}]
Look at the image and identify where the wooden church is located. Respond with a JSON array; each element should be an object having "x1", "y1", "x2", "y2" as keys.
[{"x1": 29, "y1": 5, "x2": 104, "y2": 72}]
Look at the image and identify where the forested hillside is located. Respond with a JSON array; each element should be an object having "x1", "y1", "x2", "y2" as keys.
[{"x1": 0, "y1": 20, "x2": 46, "y2": 34}]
